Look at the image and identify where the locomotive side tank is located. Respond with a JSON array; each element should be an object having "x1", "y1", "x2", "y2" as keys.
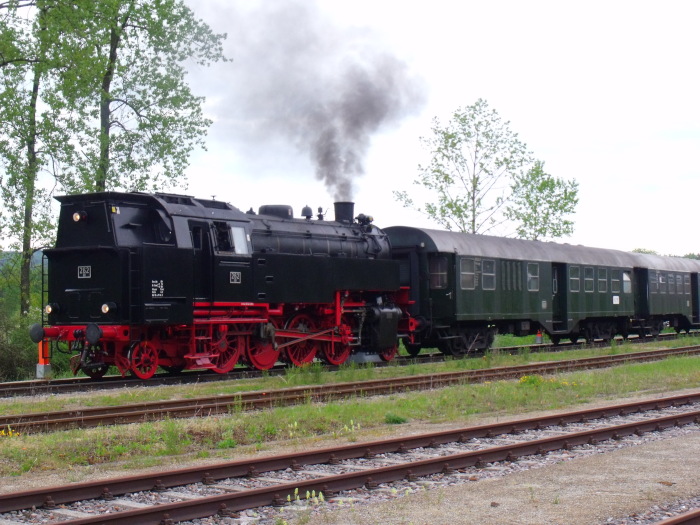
[{"x1": 30, "y1": 192, "x2": 413, "y2": 378}]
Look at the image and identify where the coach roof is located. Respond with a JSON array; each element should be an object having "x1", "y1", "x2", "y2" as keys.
[{"x1": 385, "y1": 226, "x2": 643, "y2": 268}]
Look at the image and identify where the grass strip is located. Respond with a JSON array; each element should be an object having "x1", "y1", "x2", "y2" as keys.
[{"x1": 0, "y1": 354, "x2": 698, "y2": 478}]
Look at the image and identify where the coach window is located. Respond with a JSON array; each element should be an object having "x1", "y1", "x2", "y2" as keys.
[
  {"x1": 570, "y1": 266, "x2": 580, "y2": 292},
  {"x1": 668, "y1": 273, "x2": 675, "y2": 294},
  {"x1": 659, "y1": 273, "x2": 666, "y2": 294},
  {"x1": 611, "y1": 270, "x2": 621, "y2": 293},
  {"x1": 429, "y1": 257, "x2": 448, "y2": 289},
  {"x1": 598, "y1": 268, "x2": 608, "y2": 293},
  {"x1": 676, "y1": 275, "x2": 683, "y2": 294},
  {"x1": 460, "y1": 258, "x2": 476, "y2": 290},
  {"x1": 527, "y1": 263, "x2": 539, "y2": 292},
  {"x1": 649, "y1": 272, "x2": 658, "y2": 294},
  {"x1": 482, "y1": 259, "x2": 496, "y2": 290},
  {"x1": 623, "y1": 271, "x2": 632, "y2": 293},
  {"x1": 584, "y1": 267, "x2": 594, "y2": 292},
  {"x1": 685, "y1": 275, "x2": 691, "y2": 294}
]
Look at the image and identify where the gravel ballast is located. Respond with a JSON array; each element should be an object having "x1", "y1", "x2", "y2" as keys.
[{"x1": 301, "y1": 431, "x2": 700, "y2": 525}]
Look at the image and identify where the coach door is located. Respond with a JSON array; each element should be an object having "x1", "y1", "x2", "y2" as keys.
[
  {"x1": 428, "y1": 253, "x2": 455, "y2": 321},
  {"x1": 551, "y1": 263, "x2": 568, "y2": 331},
  {"x1": 692, "y1": 273, "x2": 700, "y2": 323},
  {"x1": 189, "y1": 221, "x2": 213, "y2": 302}
]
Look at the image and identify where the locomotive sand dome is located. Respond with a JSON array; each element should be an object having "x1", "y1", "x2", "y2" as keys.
[{"x1": 30, "y1": 192, "x2": 414, "y2": 379}]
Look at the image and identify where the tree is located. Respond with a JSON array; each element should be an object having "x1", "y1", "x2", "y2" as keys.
[
  {"x1": 0, "y1": 0, "x2": 227, "y2": 315},
  {"x1": 0, "y1": 0, "x2": 72, "y2": 316},
  {"x1": 52, "y1": 0, "x2": 228, "y2": 193},
  {"x1": 504, "y1": 160, "x2": 578, "y2": 241},
  {"x1": 394, "y1": 98, "x2": 532, "y2": 234}
]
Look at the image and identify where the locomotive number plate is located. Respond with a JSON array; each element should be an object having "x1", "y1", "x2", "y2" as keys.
[
  {"x1": 230, "y1": 271, "x2": 241, "y2": 284},
  {"x1": 78, "y1": 266, "x2": 91, "y2": 279}
]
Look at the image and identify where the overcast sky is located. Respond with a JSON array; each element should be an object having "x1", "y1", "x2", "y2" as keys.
[{"x1": 181, "y1": 0, "x2": 700, "y2": 256}]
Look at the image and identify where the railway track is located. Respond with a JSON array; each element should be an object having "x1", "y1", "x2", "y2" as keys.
[
  {"x1": 0, "y1": 392, "x2": 698, "y2": 524},
  {"x1": 3, "y1": 345, "x2": 700, "y2": 434},
  {"x1": 1, "y1": 333, "x2": 683, "y2": 398},
  {"x1": 0, "y1": 352, "x2": 450, "y2": 398}
]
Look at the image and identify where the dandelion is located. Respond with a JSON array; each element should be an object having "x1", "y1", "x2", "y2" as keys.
[{"x1": 0, "y1": 427, "x2": 20, "y2": 438}]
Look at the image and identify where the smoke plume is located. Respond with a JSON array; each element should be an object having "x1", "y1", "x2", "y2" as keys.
[{"x1": 207, "y1": 1, "x2": 426, "y2": 201}]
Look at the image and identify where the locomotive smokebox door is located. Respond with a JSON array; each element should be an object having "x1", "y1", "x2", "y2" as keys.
[{"x1": 367, "y1": 305, "x2": 402, "y2": 349}]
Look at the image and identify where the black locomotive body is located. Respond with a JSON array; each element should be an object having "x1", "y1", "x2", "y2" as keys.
[
  {"x1": 30, "y1": 192, "x2": 412, "y2": 378},
  {"x1": 386, "y1": 226, "x2": 700, "y2": 355}
]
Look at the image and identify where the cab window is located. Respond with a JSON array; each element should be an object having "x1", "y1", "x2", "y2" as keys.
[{"x1": 213, "y1": 221, "x2": 250, "y2": 255}]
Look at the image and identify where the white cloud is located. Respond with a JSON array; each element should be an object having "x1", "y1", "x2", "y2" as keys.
[{"x1": 184, "y1": 0, "x2": 700, "y2": 256}]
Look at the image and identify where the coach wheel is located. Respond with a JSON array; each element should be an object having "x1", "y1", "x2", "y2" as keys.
[
  {"x1": 212, "y1": 334, "x2": 244, "y2": 374},
  {"x1": 283, "y1": 313, "x2": 318, "y2": 366},
  {"x1": 379, "y1": 345, "x2": 398, "y2": 362},
  {"x1": 649, "y1": 321, "x2": 663, "y2": 338},
  {"x1": 129, "y1": 341, "x2": 159, "y2": 380}
]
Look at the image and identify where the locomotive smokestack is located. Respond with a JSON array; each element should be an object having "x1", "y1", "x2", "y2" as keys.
[{"x1": 334, "y1": 202, "x2": 354, "y2": 224}]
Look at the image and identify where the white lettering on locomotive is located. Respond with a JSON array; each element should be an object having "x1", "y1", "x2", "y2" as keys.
[
  {"x1": 230, "y1": 271, "x2": 242, "y2": 284},
  {"x1": 78, "y1": 266, "x2": 91, "y2": 279},
  {"x1": 151, "y1": 279, "x2": 164, "y2": 298}
]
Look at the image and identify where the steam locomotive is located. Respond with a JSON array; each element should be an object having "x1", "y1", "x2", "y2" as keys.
[{"x1": 29, "y1": 191, "x2": 700, "y2": 379}]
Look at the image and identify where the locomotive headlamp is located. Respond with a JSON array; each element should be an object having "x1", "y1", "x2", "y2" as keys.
[
  {"x1": 44, "y1": 303, "x2": 59, "y2": 315},
  {"x1": 72, "y1": 211, "x2": 88, "y2": 222},
  {"x1": 101, "y1": 302, "x2": 117, "y2": 314}
]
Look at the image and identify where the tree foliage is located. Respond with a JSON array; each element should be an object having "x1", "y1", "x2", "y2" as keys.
[
  {"x1": 505, "y1": 160, "x2": 578, "y2": 241},
  {"x1": 0, "y1": 0, "x2": 227, "y2": 315},
  {"x1": 394, "y1": 98, "x2": 532, "y2": 234},
  {"x1": 395, "y1": 99, "x2": 578, "y2": 240}
]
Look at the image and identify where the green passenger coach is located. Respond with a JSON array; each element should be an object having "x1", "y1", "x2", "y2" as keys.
[{"x1": 384, "y1": 226, "x2": 700, "y2": 355}]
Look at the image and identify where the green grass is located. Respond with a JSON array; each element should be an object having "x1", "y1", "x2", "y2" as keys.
[
  {"x1": 1, "y1": 353, "x2": 699, "y2": 478},
  {"x1": 2, "y1": 336, "x2": 699, "y2": 418}
]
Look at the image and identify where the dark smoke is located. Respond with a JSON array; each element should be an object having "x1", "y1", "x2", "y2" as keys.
[{"x1": 204, "y1": 1, "x2": 426, "y2": 201}]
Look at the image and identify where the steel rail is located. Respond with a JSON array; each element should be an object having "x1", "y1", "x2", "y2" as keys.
[
  {"x1": 2, "y1": 403, "x2": 698, "y2": 523},
  {"x1": 2, "y1": 346, "x2": 700, "y2": 434},
  {"x1": 1, "y1": 391, "x2": 698, "y2": 514}
]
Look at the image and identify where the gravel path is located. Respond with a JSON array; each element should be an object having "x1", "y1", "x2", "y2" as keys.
[{"x1": 290, "y1": 429, "x2": 700, "y2": 525}]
